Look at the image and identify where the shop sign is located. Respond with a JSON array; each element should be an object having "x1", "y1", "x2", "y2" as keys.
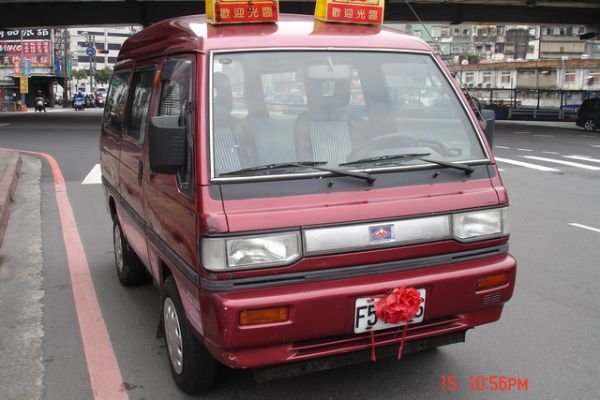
[{"x1": 0, "y1": 40, "x2": 52, "y2": 68}]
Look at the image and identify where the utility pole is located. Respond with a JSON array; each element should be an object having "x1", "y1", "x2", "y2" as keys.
[{"x1": 62, "y1": 29, "x2": 70, "y2": 107}]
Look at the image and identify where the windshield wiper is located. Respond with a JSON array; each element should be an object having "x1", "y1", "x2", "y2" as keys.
[
  {"x1": 340, "y1": 153, "x2": 474, "y2": 175},
  {"x1": 219, "y1": 161, "x2": 376, "y2": 184}
]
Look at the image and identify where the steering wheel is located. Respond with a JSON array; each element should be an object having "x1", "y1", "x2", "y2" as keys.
[{"x1": 346, "y1": 133, "x2": 418, "y2": 161}]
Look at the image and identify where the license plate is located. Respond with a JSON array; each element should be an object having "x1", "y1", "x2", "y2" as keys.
[{"x1": 354, "y1": 289, "x2": 426, "y2": 334}]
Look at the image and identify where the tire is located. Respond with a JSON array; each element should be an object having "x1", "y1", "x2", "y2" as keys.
[
  {"x1": 162, "y1": 277, "x2": 217, "y2": 394},
  {"x1": 584, "y1": 119, "x2": 597, "y2": 132},
  {"x1": 113, "y1": 222, "x2": 149, "y2": 286}
]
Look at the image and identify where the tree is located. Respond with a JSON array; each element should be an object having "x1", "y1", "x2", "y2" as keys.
[
  {"x1": 94, "y1": 67, "x2": 113, "y2": 86},
  {"x1": 71, "y1": 69, "x2": 88, "y2": 88}
]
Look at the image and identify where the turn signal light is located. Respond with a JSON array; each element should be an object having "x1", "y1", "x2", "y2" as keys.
[
  {"x1": 477, "y1": 273, "x2": 509, "y2": 290},
  {"x1": 240, "y1": 307, "x2": 289, "y2": 326}
]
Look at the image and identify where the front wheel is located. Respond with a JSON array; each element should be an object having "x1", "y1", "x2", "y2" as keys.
[
  {"x1": 162, "y1": 277, "x2": 217, "y2": 394},
  {"x1": 584, "y1": 119, "x2": 597, "y2": 132},
  {"x1": 113, "y1": 222, "x2": 149, "y2": 286}
]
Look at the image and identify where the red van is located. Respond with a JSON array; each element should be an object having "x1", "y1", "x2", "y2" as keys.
[{"x1": 100, "y1": 14, "x2": 516, "y2": 393}]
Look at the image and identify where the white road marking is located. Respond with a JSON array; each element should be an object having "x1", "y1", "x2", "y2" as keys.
[
  {"x1": 591, "y1": 145, "x2": 600, "y2": 148},
  {"x1": 516, "y1": 148, "x2": 534, "y2": 152},
  {"x1": 523, "y1": 156, "x2": 600, "y2": 171},
  {"x1": 534, "y1": 134, "x2": 554, "y2": 137},
  {"x1": 82, "y1": 164, "x2": 102, "y2": 184},
  {"x1": 0, "y1": 123, "x2": 10, "y2": 127},
  {"x1": 495, "y1": 157, "x2": 560, "y2": 172},
  {"x1": 580, "y1": 135, "x2": 596, "y2": 138},
  {"x1": 498, "y1": 168, "x2": 505, "y2": 172},
  {"x1": 569, "y1": 223, "x2": 600, "y2": 234},
  {"x1": 494, "y1": 146, "x2": 510, "y2": 149},
  {"x1": 542, "y1": 151, "x2": 559, "y2": 155},
  {"x1": 513, "y1": 131, "x2": 530, "y2": 134},
  {"x1": 563, "y1": 155, "x2": 600, "y2": 164}
]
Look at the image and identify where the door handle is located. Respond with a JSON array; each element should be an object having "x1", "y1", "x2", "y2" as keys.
[{"x1": 137, "y1": 160, "x2": 143, "y2": 185}]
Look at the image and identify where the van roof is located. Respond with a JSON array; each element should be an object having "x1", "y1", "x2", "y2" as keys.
[{"x1": 117, "y1": 14, "x2": 431, "y2": 64}]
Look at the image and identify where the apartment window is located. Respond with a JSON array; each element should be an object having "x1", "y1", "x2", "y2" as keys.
[
  {"x1": 564, "y1": 71, "x2": 576, "y2": 83},
  {"x1": 453, "y1": 27, "x2": 460, "y2": 35},
  {"x1": 465, "y1": 72, "x2": 474, "y2": 84},
  {"x1": 501, "y1": 72, "x2": 511, "y2": 84},
  {"x1": 482, "y1": 72, "x2": 492, "y2": 84}
]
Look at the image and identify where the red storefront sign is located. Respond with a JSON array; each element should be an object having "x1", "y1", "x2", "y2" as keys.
[{"x1": 0, "y1": 40, "x2": 52, "y2": 68}]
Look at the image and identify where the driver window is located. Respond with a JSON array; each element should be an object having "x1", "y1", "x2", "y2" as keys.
[{"x1": 158, "y1": 58, "x2": 194, "y2": 193}]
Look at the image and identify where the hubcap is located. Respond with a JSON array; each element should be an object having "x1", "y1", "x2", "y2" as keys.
[
  {"x1": 114, "y1": 225, "x2": 124, "y2": 274},
  {"x1": 164, "y1": 297, "x2": 184, "y2": 375},
  {"x1": 585, "y1": 120, "x2": 596, "y2": 131}
]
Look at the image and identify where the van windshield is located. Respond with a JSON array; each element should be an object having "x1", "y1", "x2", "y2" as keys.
[{"x1": 211, "y1": 51, "x2": 486, "y2": 178}]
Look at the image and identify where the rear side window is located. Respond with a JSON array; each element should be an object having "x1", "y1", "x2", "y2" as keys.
[
  {"x1": 103, "y1": 72, "x2": 130, "y2": 135},
  {"x1": 126, "y1": 69, "x2": 155, "y2": 144}
]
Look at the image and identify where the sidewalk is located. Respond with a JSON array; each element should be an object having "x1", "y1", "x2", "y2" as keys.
[{"x1": 0, "y1": 149, "x2": 22, "y2": 250}]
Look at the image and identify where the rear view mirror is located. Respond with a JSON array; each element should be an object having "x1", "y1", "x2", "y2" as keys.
[
  {"x1": 480, "y1": 109, "x2": 496, "y2": 146},
  {"x1": 307, "y1": 64, "x2": 351, "y2": 79},
  {"x1": 148, "y1": 116, "x2": 186, "y2": 174}
]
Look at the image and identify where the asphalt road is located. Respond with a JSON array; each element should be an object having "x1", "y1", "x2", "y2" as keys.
[{"x1": 0, "y1": 111, "x2": 599, "y2": 400}]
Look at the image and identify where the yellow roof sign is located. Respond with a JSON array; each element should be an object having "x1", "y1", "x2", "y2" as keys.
[
  {"x1": 207, "y1": 0, "x2": 279, "y2": 25},
  {"x1": 314, "y1": 0, "x2": 384, "y2": 25}
]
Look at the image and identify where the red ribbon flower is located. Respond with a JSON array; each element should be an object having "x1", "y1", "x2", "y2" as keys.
[
  {"x1": 375, "y1": 287, "x2": 422, "y2": 324},
  {"x1": 369, "y1": 287, "x2": 423, "y2": 362}
]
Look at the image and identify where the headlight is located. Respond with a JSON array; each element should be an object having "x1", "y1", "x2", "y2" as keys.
[
  {"x1": 453, "y1": 207, "x2": 509, "y2": 241},
  {"x1": 201, "y1": 232, "x2": 301, "y2": 271}
]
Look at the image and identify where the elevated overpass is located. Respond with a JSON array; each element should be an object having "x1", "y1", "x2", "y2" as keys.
[{"x1": 0, "y1": 0, "x2": 599, "y2": 27}]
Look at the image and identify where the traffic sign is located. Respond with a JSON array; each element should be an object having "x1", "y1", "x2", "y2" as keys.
[
  {"x1": 22, "y1": 58, "x2": 32, "y2": 77},
  {"x1": 86, "y1": 47, "x2": 96, "y2": 56}
]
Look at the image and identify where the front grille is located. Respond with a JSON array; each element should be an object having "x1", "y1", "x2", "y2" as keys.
[{"x1": 291, "y1": 315, "x2": 465, "y2": 358}]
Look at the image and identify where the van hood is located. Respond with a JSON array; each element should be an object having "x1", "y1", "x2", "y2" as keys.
[{"x1": 218, "y1": 168, "x2": 500, "y2": 233}]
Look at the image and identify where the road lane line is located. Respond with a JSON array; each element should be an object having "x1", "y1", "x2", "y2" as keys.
[
  {"x1": 8, "y1": 149, "x2": 128, "y2": 400},
  {"x1": 591, "y1": 145, "x2": 600, "y2": 148},
  {"x1": 513, "y1": 131, "x2": 530, "y2": 134},
  {"x1": 569, "y1": 223, "x2": 600, "y2": 234},
  {"x1": 82, "y1": 164, "x2": 102, "y2": 184},
  {"x1": 523, "y1": 155, "x2": 600, "y2": 171},
  {"x1": 494, "y1": 157, "x2": 560, "y2": 172},
  {"x1": 516, "y1": 148, "x2": 534, "y2": 152},
  {"x1": 534, "y1": 134, "x2": 554, "y2": 137},
  {"x1": 495, "y1": 146, "x2": 510, "y2": 149},
  {"x1": 542, "y1": 151, "x2": 559, "y2": 155},
  {"x1": 564, "y1": 155, "x2": 600, "y2": 163}
]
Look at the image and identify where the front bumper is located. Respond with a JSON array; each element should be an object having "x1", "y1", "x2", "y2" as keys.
[{"x1": 200, "y1": 252, "x2": 516, "y2": 369}]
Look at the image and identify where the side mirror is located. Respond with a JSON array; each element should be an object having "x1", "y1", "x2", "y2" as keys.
[
  {"x1": 148, "y1": 115, "x2": 186, "y2": 174},
  {"x1": 480, "y1": 109, "x2": 496, "y2": 146}
]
